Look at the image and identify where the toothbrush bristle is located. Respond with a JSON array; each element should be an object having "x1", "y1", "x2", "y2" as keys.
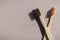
[
  {"x1": 51, "y1": 7, "x2": 56, "y2": 16},
  {"x1": 36, "y1": 8, "x2": 41, "y2": 16}
]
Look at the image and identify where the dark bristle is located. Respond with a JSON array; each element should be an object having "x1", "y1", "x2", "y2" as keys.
[{"x1": 36, "y1": 8, "x2": 41, "y2": 16}]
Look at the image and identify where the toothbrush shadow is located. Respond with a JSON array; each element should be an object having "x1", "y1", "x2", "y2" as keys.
[{"x1": 46, "y1": 9, "x2": 51, "y2": 26}]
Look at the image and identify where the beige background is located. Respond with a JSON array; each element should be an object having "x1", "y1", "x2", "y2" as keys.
[{"x1": 0, "y1": 0, "x2": 59, "y2": 40}]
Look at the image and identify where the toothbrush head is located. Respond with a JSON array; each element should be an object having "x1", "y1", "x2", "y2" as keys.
[
  {"x1": 35, "y1": 8, "x2": 41, "y2": 16},
  {"x1": 51, "y1": 6, "x2": 56, "y2": 16}
]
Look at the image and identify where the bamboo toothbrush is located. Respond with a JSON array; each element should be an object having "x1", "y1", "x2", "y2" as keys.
[
  {"x1": 43, "y1": 7, "x2": 56, "y2": 40},
  {"x1": 47, "y1": 7, "x2": 56, "y2": 29}
]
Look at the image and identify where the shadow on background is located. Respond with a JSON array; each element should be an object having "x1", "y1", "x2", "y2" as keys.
[{"x1": 46, "y1": 9, "x2": 51, "y2": 27}]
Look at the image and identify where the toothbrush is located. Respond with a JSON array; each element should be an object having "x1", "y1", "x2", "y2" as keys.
[{"x1": 43, "y1": 7, "x2": 56, "y2": 40}]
